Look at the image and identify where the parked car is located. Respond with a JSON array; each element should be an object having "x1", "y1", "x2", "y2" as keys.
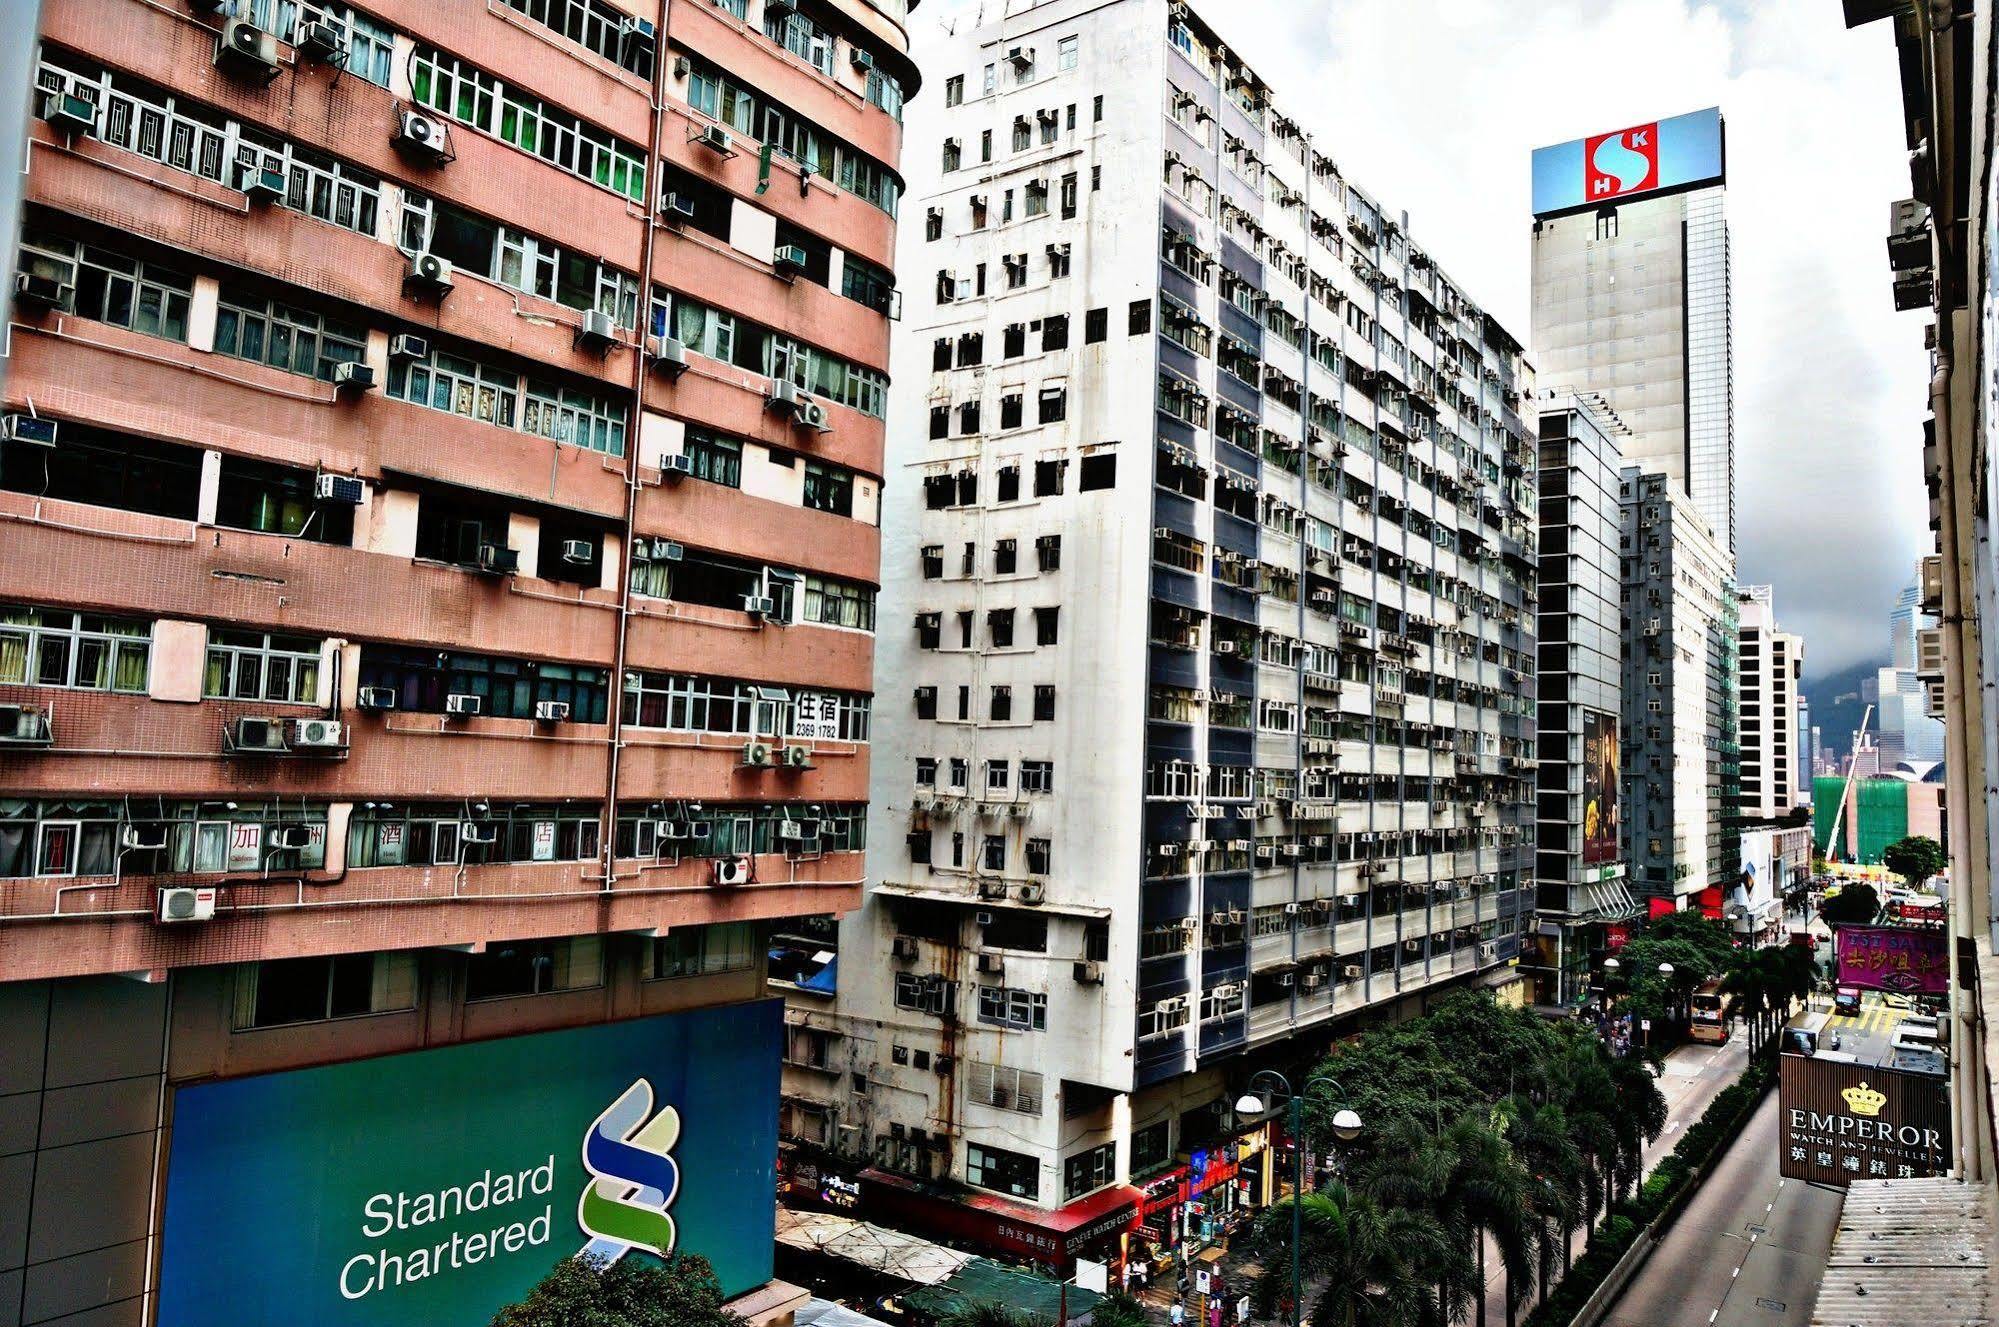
[{"x1": 1834, "y1": 985, "x2": 1863, "y2": 1014}]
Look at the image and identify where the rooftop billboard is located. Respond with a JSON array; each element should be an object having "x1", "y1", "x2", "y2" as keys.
[
  {"x1": 158, "y1": 1000, "x2": 781, "y2": 1327},
  {"x1": 1531, "y1": 107, "x2": 1725, "y2": 217}
]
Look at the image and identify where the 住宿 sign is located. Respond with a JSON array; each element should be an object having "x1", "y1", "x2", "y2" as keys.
[
  {"x1": 1531, "y1": 107, "x2": 1725, "y2": 217},
  {"x1": 157, "y1": 1001, "x2": 782, "y2": 1325}
]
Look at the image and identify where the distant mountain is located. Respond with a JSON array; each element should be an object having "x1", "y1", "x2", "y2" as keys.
[{"x1": 1803, "y1": 658, "x2": 1887, "y2": 766}]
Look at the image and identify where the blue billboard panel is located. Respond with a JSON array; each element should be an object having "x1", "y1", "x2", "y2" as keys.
[
  {"x1": 158, "y1": 1000, "x2": 781, "y2": 1326},
  {"x1": 1531, "y1": 107, "x2": 1724, "y2": 216}
]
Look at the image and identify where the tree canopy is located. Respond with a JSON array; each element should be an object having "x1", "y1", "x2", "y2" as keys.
[
  {"x1": 1821, "y1": 882, "x2": 1881, "y2": 926},
  {"x1": 1883, "y1": 836, "x2": 1947, "y2": 892},
  {"x1": 488, "y1": 1254, "x2": 745, "y2": 1327}
]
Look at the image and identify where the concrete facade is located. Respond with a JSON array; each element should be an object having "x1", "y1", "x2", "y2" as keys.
[
  {"x1": 0, "y1": 0, "x2": 915, "y2": 1320},
  {"x1": 781, "y1": 0, "x2": 1537, "y2": 1245},
  {"x1": 1737, "y1": 585, "x2": 1804, "y2": 822}
]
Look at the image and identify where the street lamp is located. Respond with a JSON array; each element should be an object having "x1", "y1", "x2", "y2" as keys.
[
  {"x1": 1656, "y1": 962, "x2": 1676, "y2": 1045},
  {"x1": 1235, "y1": 1073, "x2": 1361, "y2": 1327}
]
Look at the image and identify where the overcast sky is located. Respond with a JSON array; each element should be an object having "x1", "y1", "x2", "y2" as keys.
[{"x1": 934, "y1": 0, "x2": 1929, "y2": 676}]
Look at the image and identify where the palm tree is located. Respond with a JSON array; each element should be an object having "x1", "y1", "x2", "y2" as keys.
[
  {"x1": 1502, "y1": 1097, "x2": 1583, "y2": 1310},
  {"x1": 940, "y1": 1305, "x2": 1049, "y2": 1327},
  {"x1": 1244, "y1": 1182, "x2": 1465, "y2": 1327},
  {"x1": 1720, "y1": 958, "x2": 1771, "y2": 1044},
  {"x1": 1358, "y1": 1116, "x2": 1472, "y2": 1324},
  {"x1": 1604, "y1": 1054, "x2": 1667, "y2": 1206},
  {"x1": 1439, "y1": 1116, "x2": 1537, "y2": 1327}
]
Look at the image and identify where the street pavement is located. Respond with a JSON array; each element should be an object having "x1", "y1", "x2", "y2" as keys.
[
  {"x1": 1478, "y1": 1027, "x2": 1749, "y2": 1326},
  {"x1": 1602, "y1": 1093, "x2": 1843, "y2": 1327}
]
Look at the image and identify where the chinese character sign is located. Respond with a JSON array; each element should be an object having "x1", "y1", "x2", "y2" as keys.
[{"x1": 1835, "y1": 925, "x2": 1950, "y2": 995}]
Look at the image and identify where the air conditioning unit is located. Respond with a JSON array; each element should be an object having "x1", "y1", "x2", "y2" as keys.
[
  {"x1": 230, "y1": 716, "x2": 289, "y2": 753},
  {"x1": 742, "y1": 594, "x2": 777, "y2": 619},
  {"x1": 395, "y1": 109, "x2": 453, "y2": 164},
  {"x1": 285, "y1": 718, "x2": 347, "y2": 751},
  {"x1": 742, "y1": 741, "x2": 775, "y2": 767},
  {"x1": 459, "y1": 822, "x2": 498, "y2": 844},
  {"x1": 642, "y1": 537, "x2": 684, "y2": 562},
  {"x1": 1277, "y1": 972, "x2": 1295, "y2": 987},
  {"x1": 356, "y1": 686, "x2": 398, "y2": 711},
  {"x1": 332, "y1": 360, "x2": 375, "y2": 393},
  {"x1": 405, "y1": 251, "x2": 454, "y2": 295},
  {"x1": 767, "y1": 379, "x2": 801, "y2": 412},
  {"x1": 0, "y1": 703, "x2": 52, "y2": 745},
  {"x1": 777, "y1": 820, "x2": 814, "y2": 842},
  {"x1": 389, "y1": 333, "x2": 429, "y2": 362},
  {"x1": 268, "y1": 823, "x2": 317, "y2": 850},
  {"x1": 781, "y1": 744, "x2": 814, "y2": 769},
  {"x1": 559, "y1": 539, "x2": 594, "y2": 566},
  {"x1": 1216, "y1": 640, "x2": 1239, "y2": 655},
  {"x1": 121, "y1": 824, "x2": 167, "y2": 851},
  {"x1": 475, "y1": 544, "x2": 519, "y2": 576},
  {"x1": 534, "y1": 700, "x2": 571, "y2": 723},
  {"x1": 215, "y1": 18, "x2": 280, "y2": 82},
  {"x1": 1018, "y1": 881, "x2": 1045, "y2": 905},
  {"x1": 1006, "y1": 801, "x2": 1030, "y2": 819},
  {"x1": 892, "y1": 935, "x2": 918, "y2": 961},
  {"x1": 648, "y1": 336, "x2": 690, "y2": 378},
  {"x1": 1006, "y1": 44, "x2": 1032, "y2": 68},
  {"x1": 662, "y1": 191, "x2": 699, "y2": 223},
  {"x1": 695, "y1": 123, "x2": 733, "y2": 154},
  {"x1": 14, "y1": 268, "x2": 74, "y2": 312},
  {"x1": 235, "y1": 157, "x2": 286, "y2": 202},
  {"x1": 976, "y1": 952, "x2": 1005, "y2": 975},
  {"x1": 294, "y1": 18, "x2": 344, "y2": 61},
  {"x1": 38, "y1": 89, "x2": 96, "y2": 137},
  {"x1": 574, "y1": 308, "x2": 617, "y2": 352},
  {"x1": 712, "y1": 855, "x2": 754, "y2": 886},
  {"x1": 0, "y1": 412, "x2": 58, "y2": 446},
  {"x1": 796, "y1": 398, "x2": 830, "y2": 431},
  {"x1": 444, "y1": 692, "x2": 483, "y2": 716},
  {"x1": 313, "y1": 473, "x2": 365, "y2": 505},
  {"x1": 979, "y1": 878, "x2": 1009, "y2": 900},
  {"x1": 158, "y1": 887, "x2": 218, "y2": 924},
  {"x1": 774, "y1": 244, "x2": 810, "y2": 278},
  {"x1": 660, "y1": 453, "x2": 694, "y2": 479},
  {"x1": 1342, "y1": 963, "x2": 1363, "y2": 979}
]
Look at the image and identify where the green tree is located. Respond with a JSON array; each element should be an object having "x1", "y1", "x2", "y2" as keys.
[
  {"x1": 1883, "y1": 835, "x2": 1947, "y2": 892},
  {"x1": 1439, "y1": 1116, "x2": 1537, "y2": 1327},
  {"x1": 1501, "y1": 1097, "x2": 1583, "y2": 1306},
  {"x1": 940, "y1": 1305, "x2": 1051, "y2": 1327},
  {"x1": 1821, "y1": 882, "x2": 1881, "y2": 927},
  {"x1": 1244, "y1": 1183, "x2": 1462, "y2": 1327},
  {"x1": 1086, "y1": 1294, "x2": 1148, "y2": 1327},
  {"x1": 489, "y1": 1254, "x2": 745, "y2": 1327}
]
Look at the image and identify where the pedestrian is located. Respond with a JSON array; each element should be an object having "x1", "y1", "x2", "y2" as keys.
[
  {"x1": 1209, "y1": 1297, "x2": 1223, "y2": 1327},
  {"x1": 1236, "y1": 1295, "x2": 1251, "y2": 1327},
  {"x1": 1171, "y1": 1302, "x2": 1186, "y2": 1327}
]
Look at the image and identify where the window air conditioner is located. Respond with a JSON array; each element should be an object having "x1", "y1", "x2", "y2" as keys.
[
  {"x1": 695, "y1": 124, "x2": 732, "y2": 154},
  {"x1": 459, "y1": 822, "x2": 499, "y2": 844},
  {"x1": 662, "y1": 191, "x2": 698, "y2": 223},
  {"x1": 395, "y1": 109, "x2": 452, "y2": 164},
  {"x1": 295, "y1": 18, "x2": 344, "y2": 61},
  {"x1": 892, "y1": 935, "x2": 918, "y2": 961},
  {"x1": 357, "y1": 686, "x2": 398, "y2": 710},
  {"x1": 534, "y1": 700, "x2": 571, "y2": 723},
  {"x1": 742, "y1": 594, "x2": 777, "y2": 619},
  {"x1": 389, "y1": 333, "x2": 429, "y2": 362},
  {"x1": 315, "y1": 473, "x2": 365, "y2": 504},
  {"x1": 559, "y1": 539, "x2": 594, "y2": 566},
  {"x1": 230, "y1": 716, "x2": 289, "y2": 752},
  {"x1": 158, "y1": 887, "x2": 218, "y2": 923},
  {"x1": 120, "y1": 824, "x2": 167, "y2": 851},
  {"x1": 1074, "y1": 960, "x2": 1103, "y2": 984},
  {"x1": 268, "y1": 823, "x2": 317, "y2": 850},
  {"x1": 475, "y1": 544, "x2": 518, "y2": 576},
  {"x1": 0, "y1": 413, "x2": 58, "y2": 446},
  {"x1": 235, "y1": 157, "x2": 286, "y2": 203},
  {"x1": 38, "y1": 89, "x2": 96, "y2": 137},
  {"x1": 575, "y1": 309, "x2": 617, "y2": 351},
  {"x1": 0, "y1": 703, "x2": 52, "y2": 745},
  {"x1": 649, "y1": 336, "x2": 690, "y2": 378},
  {"x1": 332, "y1": 361, "x2": 375, "y2": 393},
  {"x1": 444, "y1": 692, "x2": 483, "y2": 716},
  {"x1": 976, "y1": 952, "x2": 1005, "y2": 975},
  {"x1": 14, "y1": 268, "x2": 74, "y2": 312}
]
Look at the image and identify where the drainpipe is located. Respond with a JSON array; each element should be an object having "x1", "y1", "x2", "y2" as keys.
[{"x1": 602, "y1": 0, "x2": 674, "y2": 900}]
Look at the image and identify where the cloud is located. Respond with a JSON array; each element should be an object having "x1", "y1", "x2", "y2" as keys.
[{"x1": 925, "y1": 1, "x2": 1927, "y2": 673}]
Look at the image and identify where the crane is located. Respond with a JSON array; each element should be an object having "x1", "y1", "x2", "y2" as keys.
[{"x1": 1822, "y1": 703, "x2": 1875, "y2": 863}]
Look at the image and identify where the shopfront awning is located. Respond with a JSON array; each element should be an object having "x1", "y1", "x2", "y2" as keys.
[
  {"x1": 861, "y1": 1169, "x2": 1139, "y2": 1265},
  {"x1": 1578, "y1": 880, "x2": 1643, "y2": 922},
  {"x1": 775, "y1": 1207, "x2": 973, "y2": 1286}
]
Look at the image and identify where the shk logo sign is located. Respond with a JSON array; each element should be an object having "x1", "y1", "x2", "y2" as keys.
[
  {"x1": 578, "y1": 1078, "x2": 682, "y2": 1264},
  {"x1": 1585, "y1": 122, "x2": 1659, "y2": 201}
]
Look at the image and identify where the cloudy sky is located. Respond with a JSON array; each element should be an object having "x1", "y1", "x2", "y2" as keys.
[{"x1": 935, "y1": 0, "x2": 1928, "y2": 677}]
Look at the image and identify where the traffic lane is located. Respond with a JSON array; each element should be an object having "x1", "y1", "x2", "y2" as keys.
[{"x1": 1604, "y1": 1094, "x2": 1841, "y2": 1327}]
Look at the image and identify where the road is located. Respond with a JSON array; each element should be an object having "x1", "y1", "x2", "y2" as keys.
[
  {"x1": 1601, "y1": 1091, "x2": 1843, "y2": 1327},
  {"x1": 1477, "y1": 1029, "x2": 1749, "y2": 1325}
]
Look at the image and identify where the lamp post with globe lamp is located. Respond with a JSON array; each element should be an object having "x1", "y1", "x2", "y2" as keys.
[{"x1": 1235, "y1": 1072, "x2": 1361, "y2": 1327}]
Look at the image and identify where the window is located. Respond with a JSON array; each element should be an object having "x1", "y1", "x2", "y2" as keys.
[
  {"x1": 682, "y1": 429, "x2": 743, "y2": 488},
  {"x1": 957, "y1": 686, "x2": 971, "y2": 720},
  {"x1": 1038, "y1": 386, "x2": 1068, "y2": 424},
  {"x1": 926, "y1": 207, "x2": 944, "y2": 242},
  {"x1": 0, "y1": 421, "x2": 200, "y2": 520},
  {"x1": 1042, "y1": 315, "x2": 1069, "y2": 352},
  {"x1": 995, "y1": 539, "x2": 1018, "y2": 574},
  {"x1": 464, "y1": 935, "x2": 604, "y2": 999},
  {"x1": 1000, "y1": 394, "x2": 1024, "y2": 430},
  {"x1": 985, "y1": 759, "x2": 1010, "y2": 792},
  {"x1": 977, "y1": 985, "x2": 1048, "y2": 1031},
  {"x1": 69, "y1": 242, "x2": 191, "y2": 342},
  {"x1": 0, "y1": 607, "x2": 150, "y2": 693},
  {"x1": 213, "y1": 288, "x2": 365, "y2": 380},
  {"x1": 1025, "y1": 838, "x2": 1050, "y2": 874},
  {"x1": 1013, "y1": 116, "x2": 1031, "y2": 152},
  {"x1": 841, "y1": 253, "x2": 896, "y2": 315},
  {"x1": 215, "y1": 455, "x2": 354, "y2": 545},
  {"x1": 942, "y1": 138, "x2": 961, "y2": 171},
  {"x1": 968, "y1": 1062, "x2": 1044, "y2": 1115},
  {"x1": 1091, "y1": 165, "x2": 1101, "y2": 191},
  {"x1": 1060, "y1": 172, "x2": 1078, "y2": 219},
  {"x1": 966, "y1": 1143, "x2": 1039, "y2": 1199},
  {"x1": 1020, "y1": 761, "x2": 1053, "y2": 793},
  {"x1": 1034, "y1": 458, "x2": 1067, "y2": 496},
  {"x1": 233, "y1": 952, "x2": 417, "y2": 1030},
  {"x1": 1085, "y1": 307, "x2": 1108, "y2": 343},
  {"x1": 915, "y1": 756, "x2": 937, "y2": 785},
  {"x1": 990, "y1": 686, "x2": 1012, "y2": 721},
  {"x1": 1025, "y1": 180, "x2": 1049, "y2": 217},
  {"x1": 347, "y1": 803, "x2": 599, "y2": 868},
  {"x1": 929, "y1": 406, "x2": 949, "y2": 440},
  {"x1": 1131, "y1": 1120, "x2": 1171, "y2": 1173},
  {"x1": 1036, "y1": 535, "x2": 1062, "y2": 571},
  {"x1": 1129, "y1": 299, "x2": 1152, "y2": 334},
  {"x1": 0, "y1": 801, "x2": 325, "y2": 879},
  {"x1": 803, "y1": 461, "x2": 855, "y2": 517},
  {"x1": 983, "y1": 63, "x2": 997, "y2": 94},
  {"x1": 894, "y1": 971, "x2": 957, "y2": 1015},
  {"x1": 496, "y1": 0, "x2": 653, "y2": 75},
  {"x1": 411, "y1": 46, "x2": 646, "y2": 200},
  {"x1": 622, "y1": 671, "x2": 871, "y2": 741},
  {"x1": 358, "y1": 645, "x2": 610, "y2": 722},
  {"x1": 1058, "y1": 35, "x2": 1080, "y2": 69},
  {"x1": 958, "y1": 401, "x2": 982, "y2": 434},
  {"x1": 980, "y1": 129, "x2": 993, "y2": 162},
  {"x1": 949, "y1": 757, "x2": 970, "y2": 789},
  {"x1": 763, "y1": 5, "x2": 837, "y2": 75},
  {"x1": 1034, "y1": 607, "x2": 1060, "y2": 645},
  {"x1": 1034, "y1": 685, "x2": 1056, "y2": 720},
  {"x1": 944, "y1": 75, "x2": 964, "y2": 106},
  {"x1": 1080, "y1": 453, "x2": 1118, "y2": 491},
  {"x1": 1093, "y1": 94, "x2": 1104, "y2": 122},
  {"x1": 204, "y1": 630, "x2": 322, "y2": 703},
  {"x1": 997, "y1": 466, "x2": 1021, "y2": 503},
  {"x1": 802, "y1": 575, "x2": 875, "y2": 630},
  {"x1": 1064, "y1": 1142, "x2": 1115, "y2": 1200},
  {"x1": 652, "y1": 922, "x2": 756, "y2": 978},
  {"x1": 388, "y1": 345, "x2": 626, "y2": 455}
]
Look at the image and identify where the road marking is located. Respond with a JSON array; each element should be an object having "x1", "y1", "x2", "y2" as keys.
[
  {"x1": 1733, "y1": 1267, "x2": 1741, "y2": 1277},
  {"x1": 1710, "y1": 1311, "x2": 1720, "y2": 1323}
]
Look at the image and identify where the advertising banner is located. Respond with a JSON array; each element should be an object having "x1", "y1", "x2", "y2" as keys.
[
  {"x1": 1581, "y1": 710, "x2": 1619, "y2": 866},
  {"x1": 158, "y1": 1000, "x2": 782, "y2": 1327},
  {"x1": 1835, "y1": 924, "x2": 1951, "y2": 995},
  {"x1": 1531, "y1": 107, "x2": 1725, "y2": 216},
  {"x1": 1779, "y1": 1053, "x2": 1950, "y2": 1186}
]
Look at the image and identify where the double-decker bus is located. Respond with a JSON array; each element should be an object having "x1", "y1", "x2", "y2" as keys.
[{"x1": 1690, "y1": 978, "x2": 1729, "y2": 1043}]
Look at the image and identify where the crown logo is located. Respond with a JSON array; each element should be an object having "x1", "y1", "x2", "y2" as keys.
[{"x1": 1843, "y1": 1082, "x2": 1887, "y2": 1117}]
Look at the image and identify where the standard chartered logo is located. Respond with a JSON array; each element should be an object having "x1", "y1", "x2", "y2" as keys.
[{"x1": 577, "y1": 1078, "x2": 682, "y2": 1264}]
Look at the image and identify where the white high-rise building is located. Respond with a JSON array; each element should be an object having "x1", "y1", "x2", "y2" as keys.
[
  {"x1": 781, "y1": 0, "x2": 1538, "y2": 1257},
  {"x1": 1737, "y1": 586, "x2": 1805, "y2": 821}
]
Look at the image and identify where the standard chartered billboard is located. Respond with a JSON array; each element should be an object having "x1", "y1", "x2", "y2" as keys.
[{"x1": 158, "y1": 1000, "x2": 781, "y2": 1326}]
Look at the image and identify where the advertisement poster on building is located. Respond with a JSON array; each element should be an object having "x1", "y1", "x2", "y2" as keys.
[
  {"x1": 1779, "y1": 1053, "x2": 1950, "y2": 1185},
  {"x1": 791, "y1": 691, "x2": 840, "y2": 740},
  {"x1": 1835, "y1": 924, "x2": 1951, "y2": 995},
  {"x1": 1582, "y1": 710, "x2": 1619, "y2": 865},
  {"x1": 157, "y1": 1001, "x2": 782, "y2": 1326}
]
